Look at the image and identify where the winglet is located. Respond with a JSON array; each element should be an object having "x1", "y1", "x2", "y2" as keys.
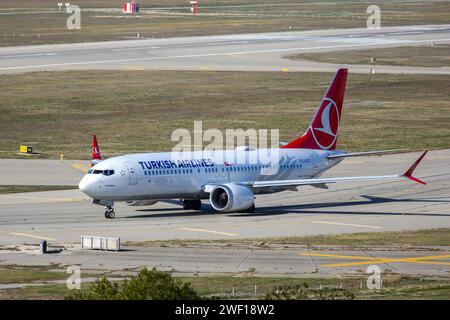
[{"x1": 403, "y1": 150, "x2": 428, "y2": 185}]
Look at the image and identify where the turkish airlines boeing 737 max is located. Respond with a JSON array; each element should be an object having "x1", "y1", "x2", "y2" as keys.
[{"x1": 79, "y1": 69, "x2": 427, "y2": 219}]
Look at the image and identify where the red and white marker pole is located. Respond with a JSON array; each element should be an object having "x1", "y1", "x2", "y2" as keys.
[{"x1": 190, "y1": 0, "x2": 198, "y2": 15}]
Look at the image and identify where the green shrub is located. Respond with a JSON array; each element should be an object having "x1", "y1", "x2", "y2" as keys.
[{"x1": 66, "y1": 267, "x2": 200, "y2": 300}]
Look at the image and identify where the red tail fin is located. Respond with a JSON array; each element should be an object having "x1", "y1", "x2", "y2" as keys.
[
  {"x1": 92, "y1": 134, "x2": 102, "y2": 162},
  {"x1": 282, "y1": 68, "x2": 348, "y2": 150}
]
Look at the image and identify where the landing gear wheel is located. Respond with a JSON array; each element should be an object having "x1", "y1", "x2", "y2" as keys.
[
  {"x1": 192, "y1": 200, "x2": 202, "y2": 211},
  {"x1": 104, "y1": 207, "x2": 115, "y2": 219},
  {"x1": 182, "y1": 199, "x2": 202, "y2": 211},
  {"x1": 245, "y1": 204, "x2": 255, "y2": 213}
]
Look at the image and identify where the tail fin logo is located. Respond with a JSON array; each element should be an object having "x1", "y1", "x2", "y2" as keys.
[
  {"x1": 92, "y1": 146, "x2": 100, "y2": 158},
  {"x1": 311, "y1": 98, "x2": 339, "y2": 150},
  {"x1": 91, "y1": 134, "x2": 102, "y2": 161}
]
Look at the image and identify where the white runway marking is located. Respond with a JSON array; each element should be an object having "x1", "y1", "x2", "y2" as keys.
[
  {"x1": 205, "y1": 41, "x2": 250, "y2": 46},
  {"x1": 111, "y1": 46, "x2": 160, "y2": 52},
  {"x1": 2, "y1": 53, "x2": 57, "y2": 59}
]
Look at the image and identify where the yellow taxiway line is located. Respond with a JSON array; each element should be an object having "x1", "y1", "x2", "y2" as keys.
[
  {"x1": 301, "y1": 252, "x2": 450, "y2": 267},
  {"x1": 70, "y1": 163, "x2": 89, "y2": 173},
  {"x1": 312, "y1": 221, "x2": 383, "y2": 229},
  {"x1": 178, "y1": 227, "x2": 238, "y2": 237},
  {"x1": 302, "y1": 252, "x2": 381, "y2": 261},
  {"x1": 199, "y1": 66, "x2": 215, "y2": 71},
  {"x1": 0, "y1": 194, "x2": 84, "y2": 203},
  {"x1": 10, "y1": 232, "x2": 56, "y2": 241}
]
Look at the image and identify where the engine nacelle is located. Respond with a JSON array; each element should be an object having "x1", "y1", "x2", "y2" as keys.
[
  {"x1": 123, "y1": 200, "x2": 158, "y2": 207},
  {"x1": 210, "y1": 184, "x2": 254, "y2": 212}
]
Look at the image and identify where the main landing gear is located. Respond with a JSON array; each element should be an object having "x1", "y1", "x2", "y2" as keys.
[
  {"x1": 244, "y1": 204, "x2": 255, "y2": 213},
  {"x1": 182, "y1": 199, "x2": 202, "y2": 211},
  {"x1": 104, "y1": 206, "x2": 115, "y2": 219}
]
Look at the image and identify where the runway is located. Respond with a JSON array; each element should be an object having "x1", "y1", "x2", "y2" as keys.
[{"x1": 1, "y1": 25, "x2": 450, "y2": 74}]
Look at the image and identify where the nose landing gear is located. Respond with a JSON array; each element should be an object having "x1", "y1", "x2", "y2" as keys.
[
  {"x1": 104, "y1": 206, "x2": 115, "y2": 219},
  {"x1": 93, "y1": 199, "x2": 116, "y2": 219}
]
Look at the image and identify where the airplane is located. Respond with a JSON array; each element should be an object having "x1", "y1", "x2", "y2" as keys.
[{"x1": 79, "y1": 68, "x2": 427, "y2": 219}]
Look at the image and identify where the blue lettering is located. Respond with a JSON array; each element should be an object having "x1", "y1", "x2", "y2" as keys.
[
  {"x1": 177, "y1": 160, "x2": 185, "y2": 168},
  {"x1": 144, "y1": 161, "x2": 152, "y2": 169}
]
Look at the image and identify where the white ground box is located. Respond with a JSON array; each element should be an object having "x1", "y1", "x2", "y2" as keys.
[{"x1": 81, "y1": 236, "x2": 120, "y2": 251}]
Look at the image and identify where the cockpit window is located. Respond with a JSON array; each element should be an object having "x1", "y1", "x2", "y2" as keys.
[
  {"x1": 88, "y1": 169, "x2": 114, "y2": 175},
  {"x1": 103, "y1": 170, "x2": 115, "y2": 176}
]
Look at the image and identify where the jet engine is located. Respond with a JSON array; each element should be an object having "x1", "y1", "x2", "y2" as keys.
[
  {"x1": 210, "y1": 184, "x2": 254, "y2": 212},
  {"x1": 123, "y1": 200, "x2": 158, "y2": 206}
]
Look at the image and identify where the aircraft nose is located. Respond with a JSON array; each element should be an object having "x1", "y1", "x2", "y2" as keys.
[{"x1": 79, "y1": 176, "x2": 96, "y2": 197}]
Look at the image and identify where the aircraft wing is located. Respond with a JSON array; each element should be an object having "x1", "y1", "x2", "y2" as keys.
[
  {"x1": 250, "y1": 174, "x2": 402, "y2": 188},
  {"x1": 327, "y1": 149, "x2": 407, "y2": 159},
  {"x1": 247, "y1": 150, "x2": 428, "y2": 189}
]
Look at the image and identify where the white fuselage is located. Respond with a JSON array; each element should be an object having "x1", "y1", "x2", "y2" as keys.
[{"x1": 78, "y1": 148, "x2": 344, "y2": 201}]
